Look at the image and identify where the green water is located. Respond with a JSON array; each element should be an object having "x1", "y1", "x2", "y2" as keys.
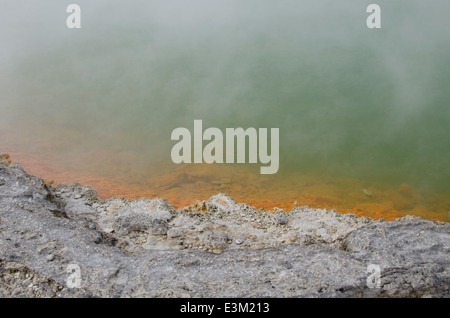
[{"x1": 1, "y1": 1, "x2": 450, "y2": 216}]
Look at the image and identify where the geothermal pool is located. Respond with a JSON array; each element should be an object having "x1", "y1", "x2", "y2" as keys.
[{"x1": 1, "y1": 0, "x2": 449, "y2": 221}]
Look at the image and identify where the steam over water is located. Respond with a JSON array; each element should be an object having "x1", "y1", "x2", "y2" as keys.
[{"x1": 1, "y1": 0, "x2": 449, "y2": 220}]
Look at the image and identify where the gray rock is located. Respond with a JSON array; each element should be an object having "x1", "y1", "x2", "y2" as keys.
[
  {"x1": 0, "y1": 162, "x2": 449, "y2": 297},
  {"x1": 205, "y1": 193, "x2": 236, "y2": 213},
  {"x1": 275, "y1": 213, "x2": 289, "y2": 225}
]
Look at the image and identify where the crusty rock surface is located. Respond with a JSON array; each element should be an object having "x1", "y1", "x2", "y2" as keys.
[{"x1": 0, "y1": 159, "x2": 449, "y2": 297}]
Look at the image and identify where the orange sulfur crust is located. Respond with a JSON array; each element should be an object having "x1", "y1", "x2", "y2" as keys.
[{"x1": 3, "y1": 152, "x2": 449, "y2": 222}]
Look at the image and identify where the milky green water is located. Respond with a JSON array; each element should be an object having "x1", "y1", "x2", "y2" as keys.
[{"x1": 1, "y1": 1, "x2": 449, "y2": 220}]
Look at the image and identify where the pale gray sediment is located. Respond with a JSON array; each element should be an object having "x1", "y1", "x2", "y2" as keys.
[{"x1": 0, "y1": 158, "x2": 449, "y2": 298}]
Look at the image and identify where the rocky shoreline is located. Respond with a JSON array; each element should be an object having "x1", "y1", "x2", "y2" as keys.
[{"x1": 0, "y1": 157, "x2": 449, "y2": 297}]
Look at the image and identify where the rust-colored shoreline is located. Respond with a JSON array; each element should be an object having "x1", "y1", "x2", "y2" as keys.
[{"x1": 2, "y1": 151, "x2": 449, "y2": 222}]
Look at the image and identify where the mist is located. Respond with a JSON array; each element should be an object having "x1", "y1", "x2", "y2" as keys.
[{"x1": 1, "y1": 0, "x2": 450, "y2": 191}]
